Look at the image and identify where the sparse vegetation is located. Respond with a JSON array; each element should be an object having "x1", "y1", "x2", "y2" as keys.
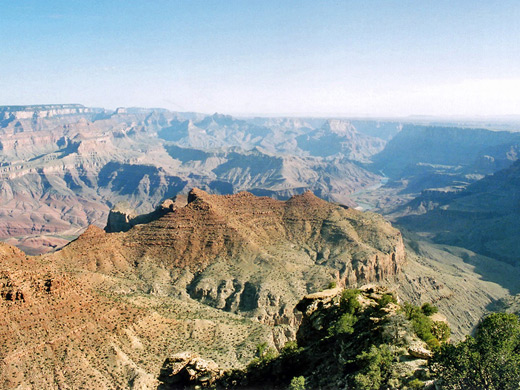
[
  {"x1": 329, "y1": 312, "x2": 357, "y2": 335},
  {"x1": 216, "y1": 287, "x2": 448, "y2": 389},
  {"x1": 430, "y1": 321, "x2": 450, "y2": 343},
  {"x1": 407, "y1": 378, "x2": 425, "y2": 389},
  {"x1": 403, "y1": 302, "x2": 446, "y2": 349},
  {"x1": 326, "y1": 281, "x2": 337, "y2": 289},
  {"x1": 327, "y1": 288, "x2": 363, "y2": 336},
  {"x1": 340, "y1": 288, "x2": 361, "y2": 314},
  {"x1": 280, "y1": 340, "x2": 302, "y2": 357},
  {"x1": 247, "y1": 342, "x2": 278, "y2": 370}
]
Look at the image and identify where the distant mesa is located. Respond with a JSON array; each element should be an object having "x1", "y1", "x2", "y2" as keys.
[
  {"x1": 0, "y1": 104, "x2": 95, "y2": 121},
  {"x1": 397, "y1": 158, "x2": 520, "y2": 265},
  {"x1": 113, "y1": 107, "x2": 127, "y2": 115}
]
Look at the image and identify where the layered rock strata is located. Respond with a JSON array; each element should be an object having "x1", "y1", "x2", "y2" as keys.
[{"x1": 54, "y1": 189, "x2": 405, "y2": 326}]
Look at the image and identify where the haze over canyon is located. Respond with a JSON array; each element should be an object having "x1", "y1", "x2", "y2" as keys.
[{"x1": 1, "y1": 104, "x2": 519, "y2": 389}]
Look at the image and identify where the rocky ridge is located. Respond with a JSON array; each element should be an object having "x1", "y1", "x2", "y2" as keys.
[
  {"x1": 53, "y1": 189, "x2": 405, "y2": 326},
  {"x1": 0, "y1": 238, "x2": 275, "y2": 389},
  {"x1": 0, "y1": 104, "x2": 95, "y2": 122},
  {"x1": 296, "y1": 119, "x2": 386, "y2": 162}
]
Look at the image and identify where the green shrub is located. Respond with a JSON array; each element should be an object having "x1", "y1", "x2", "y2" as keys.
[
  {"x1": 403, "y1": 302, "x2": 448, "y2": 348},
  {"x1": 431, "y1": 321, "x2": 450, "y2": 343},
  {"x1": 327, "y1": 281, "x2": 337, "y2": 289},
  {"x1": 425, "y1": 336, "x2": 440, "y2": 351},
  {"x1": 340, "y1": 289, "x2": 361, "y2": 314},
  {"x1": 280, "y1": 340, "x2": 302, "y2": 357},
  {"x1": 403, "y1": 302, "x2": 421, "y2": 320},
  {"x1": 420, "y1": 303, "x2": 438, "y2": 316},
  {"x1": 407, "y1": 378, "x2": 424, "y2": 389},
  {"x1": 353, "y1": 344, "x2": 395, "y2": 390},
  {"x1": 255, "y1": 342, "x2": 269, "y2": 358},
  {"x1": 289, "y1": 376, "x2": 306, "y2": 390},
  {"x1": 330, "y1": 312, "x2": 357, "y2": 336},
  {"x1": 377, "y1": 293, "x2": 397, "y2": 309},
  {"x1": 411, "y1": 314, "x2": 433, "y2": 341},
  {"x1": 248, "y1": 342, "x2": 278, "y2": 369}
]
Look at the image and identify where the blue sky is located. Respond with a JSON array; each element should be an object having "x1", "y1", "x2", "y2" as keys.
[{"x1": 1, "y1": 1, "x2": 519, "y2": 116}]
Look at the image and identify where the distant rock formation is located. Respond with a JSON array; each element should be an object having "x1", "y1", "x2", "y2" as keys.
[
  {"x1": 371, "y1": 124, "x2": 520, "y2": 179},
  {"x1": 0, "y1": 104, "x2": 94, "y2": 122},
  {"x1": 0, "y1": 106, "x2": 387, "y2": 254}
]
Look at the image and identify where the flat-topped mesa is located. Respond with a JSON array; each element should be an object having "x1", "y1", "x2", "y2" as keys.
[
  {"x1": 0, "y1": 104, "x2": 93, "y2": 121},
  {"x1": 0, "y1": 104, "x2": 86, "y2": 111}
]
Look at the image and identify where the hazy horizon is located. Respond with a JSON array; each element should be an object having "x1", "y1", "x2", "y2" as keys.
[{"x1": 2, "y1": 1, "x2": 519, "y2": 117}]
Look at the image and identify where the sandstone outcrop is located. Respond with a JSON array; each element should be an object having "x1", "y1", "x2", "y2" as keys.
[{"x1": 408, "y1": 344, "x2": 432, "y2": 359}]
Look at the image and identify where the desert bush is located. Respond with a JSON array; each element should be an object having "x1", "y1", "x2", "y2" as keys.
[
  {"x1": 420, "y1": 303, "x2": 438, "y2": 316},
  {"x1": 403, "y1": 302, "x2": 446, "y2": 349},
  {"x1": 329, "y1": 312, "x2": 357, "y2": 336},
  {"x1": 280, "y1": 340, "x2": 302, "y2": 357},
  {"x1": 247, "y1": 342, "x2": 278, "y2": 369},
  {"x1": 288, "y1": 376, "x2": 306, "y2": 390},
  {"x1": 340, "y1": 288, "x2": 361, "y2": 314},
  {"x1": 353, "y1": 344, "x2": 395, "y2": 390},
  {"x1": 377, "y1": 293, "x2": 397, "y2": 309},
  {"x1": 407, "y1": 378, "x2": 425, "y2": 389},
  {"x1": 430, "y1": 321, "x2": 450, "y2": 343}
]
